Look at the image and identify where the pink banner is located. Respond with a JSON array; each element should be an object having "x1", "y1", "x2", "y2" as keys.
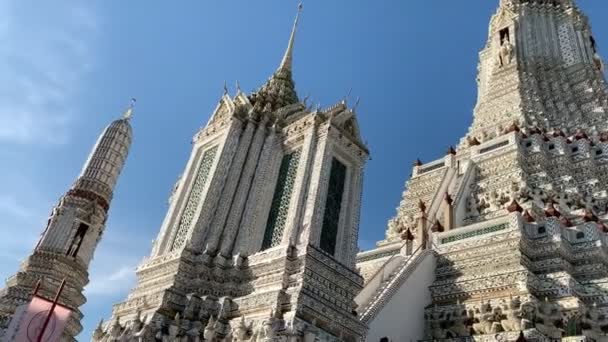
[{"x1": 13, "y1": 296, "x2": 71, "y2": 342}]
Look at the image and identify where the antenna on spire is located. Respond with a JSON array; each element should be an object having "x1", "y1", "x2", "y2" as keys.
[
  {"x1": 345, "y1": 87, "x2": 353, "y2": 101},
  {"x1": 278, "y1": 2, "x2": 303, "y2": 72},
  {"x1": 123, "y1": 98, "x2": 136, "y2": 119},
  {"x1": 354, "y1": 96, "x2": 361, "y2": 110}
]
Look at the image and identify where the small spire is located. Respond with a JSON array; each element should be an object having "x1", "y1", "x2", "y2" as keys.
[
  {"x1": 468, "y1": 136, "x2": 481, "y2": 146},
  {"x1": 523, "y1": 210, "x2": 535, "y2": 223},
  {"x1": 447, "y1": 146, "x2": 457, "y2": 156},
  {"x1": 583, "y1": 209, "x2": 599, "y2": 223},
  {"x1": 505, "y1": 121, "x2": 520, "y2": 134},
  {"x1": 431, "y1": 221, "x2": 444, "y2": 233},
  {"x1": 444, "y1": 192, "x2": 454, "y2": 205},
  {"x1": 223, "y1": 80, "x2": 229, "y2": 95},
  {"x1": 401, "y1": 229, "x2": 415, "y2": 241},
  {"x1": 122, "y1": 98, "x2": 136, "y2": 120},
  {"x1": 515, "y1": 331, "x2": 528, "y2": 342},
  {"x1": 507, "y1": 199, "x2": 523, "y2": 213},
  {"x1": 418, "y1": 200, "x2": 427, "y2": 213},
  {"x1": 560, "y1": 216, "x2": 573, "y2": 227},
  {"x1": 545, "y1": 201, "x2": 561, "y2": 218},
  {"x1": 278, "y1": 3, "x2": 303, "y2": 72}
]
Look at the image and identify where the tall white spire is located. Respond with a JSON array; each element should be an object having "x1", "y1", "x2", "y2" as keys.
[
  {"x1": 249, "y1": 3, "x2": 302, "y2": 113},
  {"x1": 0, "y1": 99, "x2": 135, "y2": 341},
  {"x1": 278, "y1": 3, "x2": 303, "y2": 72}
]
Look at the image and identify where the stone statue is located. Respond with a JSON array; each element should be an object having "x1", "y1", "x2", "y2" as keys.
[
  {"x1": 303, "y1": 319, "x2": 319, "y2": 342},
  {"x1": 428, "y1": 306, "x2": 447, "y2": 339},
  {"x1": 472, "y1": 301, "x2": 502, "y2": 335},
  {"x1": 500, "y1": 296, "x2": 527, "y2": 332},
  {"x1": 184, "y1": 295, "x2": 202, "y2": 320},
  {"x1": 556, "y1": 192, "x2": 575, "y2": 213},
  {"x1": 204, "y1": 316, "x2": 218, "y2": 341},
  {"x1": 450, "y1": 304, "x2": 470, "y2": 337},
  {"x1": 154, "y1": 319, "x2": 166, "y2": 341},
  {"x1": 118, "y1": 324, "x2": 132, "y2": 342},
  {"x1": 133, "y1": 321, "x2": 155, "y2": 342},
  {"x1": 166, "y1": 313, "x2": 183, "y2": 342},
  {"x1": 166, "y1": 324, "x2": 179, "y2": 342},
  {"x1": 251, "y1": 308, "x2": 280, "y2": 341},
  {"x1": 520, "y1": 301, "x2": 536, "y2": 330},
  {"x1": 466, "y1": 193, "x2": 480, "y2": 218},
  {"x1": 499, "y1": 35, "x2": 514, "y2": 66},
  {"x1": 108, "y1": 316, "x2": 123, "y2": 340},
  {"x1": 67, "y1": 231, "x2": 85, "y2": 257},
  {"x1": 261, "y1": 319, "x2": 277, "y2": 341},
  {"x1": 593, "y1": 52, "x2": 604, "y2": 71},
  {"x1": 232, "y1": 316, "x2": 251, "y2": 341},
  {"x1": 491, "y1": 305, "x2": 504, "y2": 333},
  {"x1": 186, "y1": 321, "x2": 203, "y2": 342},
  {"x1": 582, "y1": 193, "x2": 598, "y2": 211},
  {"x1": 222, "y1": 330, "x2": 233, "y2": 342},
  {"x1": 531, "y1": 189, "x2": 548, "y2": 209},
  {"x1": 581, "y1": 302, "x2": 604, "y2": 338},
  {"x1": 93, "y1": 320, "x2": 105, "y2": 341},
  {"x1": 535, "y1": 298, "x2": 563, "y2": 338}
]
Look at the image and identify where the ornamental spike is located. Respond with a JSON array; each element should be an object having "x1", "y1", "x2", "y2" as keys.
[{"x1": 278, "y1": 2, "x2": 303, "y2": 72}]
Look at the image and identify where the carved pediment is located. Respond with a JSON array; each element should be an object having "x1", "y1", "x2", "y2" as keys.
[
  {"x1": 490, "y1": 6, "x2": 516, "y2": 35},
  {"x1": 332, "y1": 108, "x2": 365, "y2": 147},
  {"x1": 208, "y1": 95, "x2": 236, "y2": 125}
]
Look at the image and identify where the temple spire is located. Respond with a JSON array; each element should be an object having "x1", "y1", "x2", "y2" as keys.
[
  {"x1": 278, "y1": 3, "x2": 303, "y2": 73},
  {"x1": 248, "y1": 3, "x2": 302, "y2": 113}
]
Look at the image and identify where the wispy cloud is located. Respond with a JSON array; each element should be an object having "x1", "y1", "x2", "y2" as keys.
[
  {"x1": 0, "y1": 195, "x2": 32, "y2": 220},
  {"x1": 0, "y1": 191, "x2": 47, "y2": 255},
  {"x1": 84, "y1": 225, "x2": 149, "y2": 297},
  {"x1": 86, "y1": 265, "x2": 137, "y2": 296},
  {"x1": 0, "y1": 0, "x2": 98, "y2": 145}
]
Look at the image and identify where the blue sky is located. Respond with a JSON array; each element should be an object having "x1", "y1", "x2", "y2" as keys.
[{"x1": 0, "y1": 0, "x2": 606, "y2": 339}]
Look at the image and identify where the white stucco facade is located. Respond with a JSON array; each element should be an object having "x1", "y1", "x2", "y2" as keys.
[{"x1": 365, "y1": 252, "x2": 435, "y2": 342}]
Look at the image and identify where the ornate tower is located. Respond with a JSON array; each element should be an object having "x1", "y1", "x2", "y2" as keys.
[
  {"x1": 94, "y1": 6, "x2": 368, "y2": 342},
  {"x1": 357, "y1": 0, "x2": 608, "y2": 341},
  {"x1": 0, "y1": 104, "x2": 134, "y2": 341}
]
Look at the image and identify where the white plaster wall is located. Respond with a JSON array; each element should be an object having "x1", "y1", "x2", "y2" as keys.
[{"x1": 365, "y1": 252, "x2": 435, "y2": 342}]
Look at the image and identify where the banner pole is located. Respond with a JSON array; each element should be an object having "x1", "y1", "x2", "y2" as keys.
[
  {"x1": 32, "y1": 279, "x2": 42, "y2": 297},
  {"x1": 37, "y1": 279, "x2": 66, "y2": 342}
]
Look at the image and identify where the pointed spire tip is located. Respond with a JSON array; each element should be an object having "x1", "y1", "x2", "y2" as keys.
[
  {"x1": 122, "y1": 98, "x2": 136, "y2": 120},
  {"x1": 278, "y1": 2, "x2": 303, "y2": 72}
]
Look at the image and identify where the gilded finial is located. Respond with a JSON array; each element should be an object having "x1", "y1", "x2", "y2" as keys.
[{"x1": 123, "y1": 98, "x2": 136, "y2": 119}]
